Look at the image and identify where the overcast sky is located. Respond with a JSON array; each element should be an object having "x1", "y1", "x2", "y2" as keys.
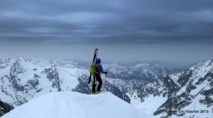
[{"x1": 0, "y1": 0, "x2": 213, "y2": 65}]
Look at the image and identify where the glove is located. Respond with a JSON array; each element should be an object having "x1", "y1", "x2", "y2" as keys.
[{"x1": 104, "y1": 71, "x2": 108, "y2": 75}]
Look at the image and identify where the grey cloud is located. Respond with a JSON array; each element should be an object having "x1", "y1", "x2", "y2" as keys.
[{"x1": 0, "y1": 0, "x2": 213, "y2": 45}]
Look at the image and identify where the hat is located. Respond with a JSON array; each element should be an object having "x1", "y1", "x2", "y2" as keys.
[{"x1": 96, "y1": 58, "x2": 101, "y2": 64}]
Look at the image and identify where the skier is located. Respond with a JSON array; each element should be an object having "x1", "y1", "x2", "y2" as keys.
[{"x1": 92, "y1": 58, "x2": 107, "y2": 94}]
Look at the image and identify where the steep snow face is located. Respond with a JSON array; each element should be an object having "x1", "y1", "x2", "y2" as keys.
[
  {"x1": 2, "y1": 92, "x2": 151, "y2": 118},
  {"x1": 126, "y1": 59, "x2": 213, "y2": 118}
]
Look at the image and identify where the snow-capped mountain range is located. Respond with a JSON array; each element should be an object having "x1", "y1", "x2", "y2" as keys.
[
  {"x1": 0, "y1": 57, "x2": 179, "y2": 108},
  {"x1": 103, "y1": 63, "x2": 181, "y2": 82},
  {"x1": 2, "y1": 57, "x2": 212, "y2": 117},
  {"x1": 126, "y1": 59, "x2": 213, "y2": 118},
  {"x1": 0, "y1": 57, "x2": 86, "y2": 107}
]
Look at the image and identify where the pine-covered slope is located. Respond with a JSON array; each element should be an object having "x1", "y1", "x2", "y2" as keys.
[{"x1": 126, "y1": 59, "x2": 213, "y2": 118}]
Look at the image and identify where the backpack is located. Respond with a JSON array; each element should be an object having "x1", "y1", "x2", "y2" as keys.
[{"x1": 90, "y1": 62, "x2": 96, "y2": 76}]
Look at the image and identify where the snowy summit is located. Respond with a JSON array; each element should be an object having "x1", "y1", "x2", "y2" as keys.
[{"x1": 2, "y1": 92, "x2": 151, "y2": 118}]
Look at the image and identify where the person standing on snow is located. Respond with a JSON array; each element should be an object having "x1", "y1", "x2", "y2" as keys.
[{"x1": 92, "y1": 58, "x2": 107, "y2": 93}]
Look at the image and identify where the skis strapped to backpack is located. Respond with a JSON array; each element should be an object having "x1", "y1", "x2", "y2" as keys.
[{"x1": 88, "y1": 48, "x2": 98, "y2": 84}]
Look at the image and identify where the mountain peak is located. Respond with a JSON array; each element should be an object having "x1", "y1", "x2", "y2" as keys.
[
  {"x1": 2, "y1": 92, "x2": 151, "y2": 118},
  {"x1": 16, "y1": 57, "x2": 29, "y2": 62}
]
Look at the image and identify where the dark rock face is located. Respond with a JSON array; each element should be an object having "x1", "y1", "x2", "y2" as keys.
[
  {"x1": 27, "y1": 75, "x2": 39, "y2": 88},
  {"x1": 44, "y1": 65, "x2": 61, "y2": 91},
  {"x1": 9, "y1": 60, "x2": 25, "y2": 91},
  {"x1": 0, "y1": 100, "x2": 13, "y2": 117}
]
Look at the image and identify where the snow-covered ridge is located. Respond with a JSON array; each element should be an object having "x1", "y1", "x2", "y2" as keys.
[
  {"x1": 169, "y1": 59, "x2": 213, "y2": 87},
  {"x1": 126, "y1": 59, "x2": 213, "y2": 118},
  {"x1": 2, "y1": 92, "x2": 151, "y2": 118}
]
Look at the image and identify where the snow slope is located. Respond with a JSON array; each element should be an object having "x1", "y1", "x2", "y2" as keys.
[{"x1": 2, "y1": 92, "x2": 151, "y2": 118}]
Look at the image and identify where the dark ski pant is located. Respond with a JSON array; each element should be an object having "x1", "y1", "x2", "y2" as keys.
[{"x1": 92, "y1": 74, "x2": 103, "y2": 93}]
